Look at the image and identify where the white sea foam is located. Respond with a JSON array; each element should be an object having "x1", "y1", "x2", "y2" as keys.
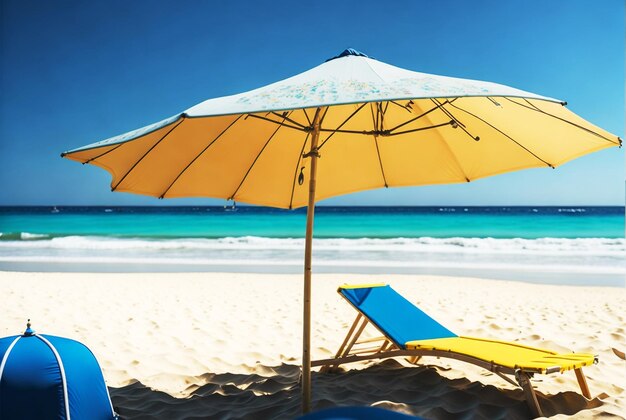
[
  {"x1": 0, "y1": 235, "x2": 624, "y2": 257},
  {"x1": 21, "y1": 232, "x2": 49, "y2": 240},
  {"x1": 0, "y1": 234, "x2": 623, "y2": 277}
]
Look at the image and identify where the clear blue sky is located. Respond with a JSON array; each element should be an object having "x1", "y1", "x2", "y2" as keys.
[{"x1": 1, "y1": 0, "x2": 623, "y2": 206}]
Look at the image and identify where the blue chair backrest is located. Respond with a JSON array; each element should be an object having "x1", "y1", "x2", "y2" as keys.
[{"x1": 339, "y1": 285, "x2": 457, "y2": 348}]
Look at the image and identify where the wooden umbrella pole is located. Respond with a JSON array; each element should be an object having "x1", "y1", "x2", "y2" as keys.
[{"x1": 302, "y1": 108, "x2": 322, "y2": 414}]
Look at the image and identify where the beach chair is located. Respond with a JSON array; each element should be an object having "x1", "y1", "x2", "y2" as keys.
[{"x1": 312, "y1": 284, "x2": 597, "y2": 417}]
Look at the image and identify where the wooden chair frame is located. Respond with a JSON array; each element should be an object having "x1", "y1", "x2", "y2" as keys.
[{"x1": 313, "y1": 312, "x2": 596, "y2": 418}]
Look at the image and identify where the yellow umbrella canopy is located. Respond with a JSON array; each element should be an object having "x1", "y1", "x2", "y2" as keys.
[
  {"x1": 62, "y1": 50, "x2": 620, "y2": 209},
  {"x1": 62, "y1": 49, "x2": 621, "y2": 413}
]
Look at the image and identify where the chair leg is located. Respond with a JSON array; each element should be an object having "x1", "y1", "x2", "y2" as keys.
[
  {"x1": 333, "y1": 314, "x2": 362, "y2": 359},
  {"x1": 574, "y1": 368, "x2": 591, "y2": 399},
  {"x1": 406, "y1": 355, "x2": 421, "y2": 365},
  {"x1": 515, "y1": 370, "x2": 543, "y2": 418},
  {"x1": 339, "y1": 317, "x2": 369, "y2": 359},
  {"x1": 320, "y1": 313, "x2": 367, "y2": 372}
]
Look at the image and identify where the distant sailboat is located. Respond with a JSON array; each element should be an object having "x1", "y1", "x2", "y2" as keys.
[
  {"x1": 224, "y1": 201, "x2": 237, "y2": 212},
  {"x1": 51, "y1": 206, "x2": 60, "y2": 213}
]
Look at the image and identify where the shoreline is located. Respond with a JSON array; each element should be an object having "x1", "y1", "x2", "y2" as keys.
[
  {"x1": 1, "y1": 271, "x2": 625, "y2": 418},
  {"x1": 1, "y1": 263, "x2": 624, "y2": 287}
]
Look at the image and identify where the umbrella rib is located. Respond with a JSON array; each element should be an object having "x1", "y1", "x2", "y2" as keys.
[
  {"x1": 432, "y1": 99, "x2": 480, "y2": 141},
  {"x1": 387, "y1": 102, "x2": 447, "y2": 133},
  {"x1": 378, "y1": 102, "x2": 385, "y2": 131},
  {"x1": 370, "y1": 103, "x2": 378, "y2": 132},
  {"x1": 318, "y1": 106, "x2": 330, "y2": 128},
  {"x1": 521, "y1": 98, "x2": 543, "y2": 112},
  {"x1": 317, "y1": 103, "x2": 367, "y2": 151},
  {"x1": 319, "y1": 122, "x2": 455, "y2": 137},
  {"x1": 158, "y1": 114, "x2": 243, "y2": 199},
  {"x1": 319, "y1": 128, "x2": 372, "y2": 134},
  {"x1": 320, "y1": 128, "x2": 411, "y2": 135},
  {"x1": 374, "y1": 136, "x2": 388, "y2": 187},
  {"x1": 228, "y1": 114, "x2": 288, "y2": 201},
  {"x1": 448, "y1": 101, "x2": 554, "y2": 168},
  {"x1": 289, "y1": 131, "x2": 311, "y2": 209},
  {"x1": 370, "y1": 103, "x2": 388, "y2": 187},
  {"x1": 271, "y1": 111, "x2": 307, "y2": 128},
  {"x1": 387, "y1": 121, "x2": 455, "y2": 136},
  {"x1": 389, "y1": 100, "x2": 413, "y2": 113},
  {"x1": 503, "y1": 97, "x2": 619, "y2": 144},
  {"x1": 320, "y1": 106, "x2": 330, "y2": 123},
  {"x1": 247, "y1": 114, "x2": 306, "y2": 132},
  {"x1": 434, "y1": 99, "x2": 465, "y2": 127},
  {"x1": 111, "y1": 117, "x2": 185, "y2": 192},
  {"x1": 83, "y1": 143, "x2": 124, "y2": 164},
  {"x1": 302, "y1": 108, "x2": 312, "y2": 127},
  {"x1": 374, "y1": 102, "x2": 380, "y2": 131}
]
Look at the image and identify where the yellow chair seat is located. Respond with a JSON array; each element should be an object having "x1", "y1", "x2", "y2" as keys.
[{"x1": 405, "y1": 336, "x2": 595, "y2": 373}]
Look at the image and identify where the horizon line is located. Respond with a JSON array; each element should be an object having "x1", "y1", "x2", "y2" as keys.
[{"x1": 1, "y1": 204, "x2": 624, "y2": 208}]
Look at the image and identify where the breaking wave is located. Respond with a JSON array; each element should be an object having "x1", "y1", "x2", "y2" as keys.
[{"x1": 0, "y1": 234, "x2": 624, "y2": 257}]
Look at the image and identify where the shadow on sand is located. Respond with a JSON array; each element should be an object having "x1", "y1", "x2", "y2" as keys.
[{"x1": 109, "y1": 360, "x2": 602, "y2": 420}]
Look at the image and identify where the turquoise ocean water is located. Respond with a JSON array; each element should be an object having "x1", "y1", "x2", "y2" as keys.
[{"x1": 0, "y1": 206, "x2": 624, "y2": 286}]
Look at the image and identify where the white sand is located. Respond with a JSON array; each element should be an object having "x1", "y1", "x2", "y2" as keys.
[{"x1": 1, "y1": 272, "x2": 624, "y2": 419}]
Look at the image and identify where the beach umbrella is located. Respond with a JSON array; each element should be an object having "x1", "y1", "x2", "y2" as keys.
[{"x1": 61, "y1": 48, "x2": 621, "y2": 413}]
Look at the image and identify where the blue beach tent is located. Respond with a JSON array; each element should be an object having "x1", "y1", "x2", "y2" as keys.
[
  {"x1": 0, "y1": 322, "x2": 117, "y2": 420},
  {"x1": 298, "y1": 406, "x2": 423, "y2": 419}
]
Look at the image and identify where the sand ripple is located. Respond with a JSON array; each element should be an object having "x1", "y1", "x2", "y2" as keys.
[{"x1": 110, "y1": 360, "x2": 606, "y2": 419}]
